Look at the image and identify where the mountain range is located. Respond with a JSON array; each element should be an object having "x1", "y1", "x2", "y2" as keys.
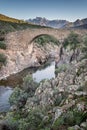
[
  {"x1": 27, "y1": 17, "x2": 87, "y2": 29},
  {"x1": 27, "y1": 17, "x2": 69, "y2": 28},
  {"x1": 0, "y1": 13, "x2": 87, "y2": 29}
]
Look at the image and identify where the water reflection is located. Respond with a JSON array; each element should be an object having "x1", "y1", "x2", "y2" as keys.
[{"x1": 33, "y1": 61, "x2": 55, "y2": 82}]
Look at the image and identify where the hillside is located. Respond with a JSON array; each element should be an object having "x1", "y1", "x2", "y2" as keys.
[
  {"x1": 0, "y1": 14, "x2": 25, "y2": 23},
  {"x1": 0, "y1": 14, "x2": 49, "y2": 36}
]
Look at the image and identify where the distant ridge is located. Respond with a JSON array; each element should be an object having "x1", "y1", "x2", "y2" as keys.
[
  {"x1": 63, "y1": 18, "x2": 87, "y2": 29},
  {"x1": 26, "y1": 17, "x2": 69, "y2": 28},
  {"x1": 0, "y1": 13, "x2": 87, "y2": 29},
  {"x1": 27, "y1": 17, "x2": 87, "y2": 29}
]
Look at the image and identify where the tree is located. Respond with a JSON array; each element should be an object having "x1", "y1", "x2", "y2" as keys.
[
  {"x1": 82, "y1": 35, "x2": 87, "y2": 59},
  {"x1": 63, "y1": 32, "x2": 81, "y2": 62}
]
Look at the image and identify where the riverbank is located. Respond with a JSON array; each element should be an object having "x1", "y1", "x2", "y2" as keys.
[{"x1": 0, "y1": 60, "x2": 55, "y2": 113}]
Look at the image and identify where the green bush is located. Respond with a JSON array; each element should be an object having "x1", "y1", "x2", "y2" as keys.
[
  {"x1": 5, "y1": 112, "x2": 19, "y2": 130},
  {"x1": 0, "y1": 41, "x2": 6, "y2": 49},
  {"x1": 63, "y1": 32, "x2": 80, "y2": 50},
  {"x1": 67, "y1": 127, "x2": 74, "y2": 130},
  {"x1": 35, "y1": 35, "x2": 59, "y2": 46},
  {"x1": 81, "y1": 35, "x2": 87, "y2": 59},
  {"x1": 9, "y1": 87, "x2": 23, "y2": 104},
  {"x1": 52, "y1": 109, "x2": 86, "y2": 130},
  {"x1": 9, "y1": 87, "x2": 28, "y2": 109},
  {"x1": 0, "y1": 53, "x2": 7, "y2": 65},
  {"x1": 52, "y1": 117, "x2": 64, "y2": 130},
  {"x1": 55, "y1": 64, "x2": 68, "y2": 74},
  {"x1": 18, "y1": 108, "x2": 45, "y2": 130},
  {"x1": 0, "y1": 30, "x2": 6, "y2": 35},
  {"x1": 64, "y1": 110, "x2": 84, "y2": 125},
  {"x1": 22, "y1": 74, "x2": 38, "y2": 96},
  {"x1": 5, "y1": 105, "x2": 52, "y2": 130}
]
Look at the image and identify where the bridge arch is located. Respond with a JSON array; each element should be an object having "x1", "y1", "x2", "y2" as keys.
[{"x1": 29, "y1": 34, "x2": 60, "y2": 45}]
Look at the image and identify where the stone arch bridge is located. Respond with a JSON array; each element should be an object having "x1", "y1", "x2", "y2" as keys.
[{"x1": 6, "y1": 28, "x2": 85, "y2": 51}]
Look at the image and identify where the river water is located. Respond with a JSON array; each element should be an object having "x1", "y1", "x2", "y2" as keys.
[
  {"x1": 0, "y1": 86, "x2": 13, "y2": 112},
  {"x1": 33, "y1": 61, "x2": 55, "y2": 82},
  {"x1": 0, "y1": 61, "x2": 55, "y2": 112}
]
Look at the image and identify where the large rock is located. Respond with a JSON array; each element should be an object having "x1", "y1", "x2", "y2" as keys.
[{"x1": 0, "y1": 121, "x2": 10, "y2": 130}]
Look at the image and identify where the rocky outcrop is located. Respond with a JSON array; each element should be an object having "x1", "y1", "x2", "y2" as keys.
[{"x1": 3, "y1": 58, "x2": 86, "y2": 130}]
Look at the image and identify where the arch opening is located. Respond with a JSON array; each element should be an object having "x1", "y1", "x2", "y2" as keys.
[{"x1": 30, "y1": 34, "x2": 60, "y2": 46}]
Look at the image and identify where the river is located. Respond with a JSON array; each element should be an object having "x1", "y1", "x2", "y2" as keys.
[{"x1": 0, "y1": 61, "x2": 55, "y2": 112}]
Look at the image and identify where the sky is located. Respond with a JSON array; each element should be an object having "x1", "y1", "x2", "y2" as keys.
[{"x1": 0, "y1": 0, "x2": 87, "y2": 22}]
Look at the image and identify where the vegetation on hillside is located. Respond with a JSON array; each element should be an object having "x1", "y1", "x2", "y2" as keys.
[
  {"x1": 0, "y1": 14, "x2": 50, "y2": 37},
  {"x1": 0, "y1": 32, "x2": 7, "y2": 68},
  {"x1": 0, "y1": 14, "x2": 25, "y2": 23},
  {"x1": 0, "y1": 41, "x2": 6, "y2": 50},
  {"x1": 0, "y1": 20, "x2": 48, "y2": 36},
  {"x1": 0, "y1": 53, "x2": 7, "y2": 67},
  {"x1": 63, "y1": 32, "x2": 80, "y2": 50}
]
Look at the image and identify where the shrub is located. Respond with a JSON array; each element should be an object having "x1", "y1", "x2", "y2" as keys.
[
  {"x1": 52, "y1": 109, "x2": 86, "y2": 130},
  {"x1": 9, "y1": 87, "x2": 28, "y2": 109},
  {"x1": 5, "y1": 112, "x2": 19, "y2": 130},
  {"x1": 0, "y1": 30, "x2": 6, "y2": 35},
  {"x1": 81, "y1": 35, "x2": 87, "y2": 59},
  {"x1": 63, "y1": 32, "x2": 80, "y2": 51},
  {"x1": 55, "y1": 64, "x2": 68, "y2": 74},
  {"x1": 0, "y1": 41, "x2": 6, "y2": 49},
  {"x1": 35, "y1": 35, "x2": 59, "y2": 46},
  {"x1": 0, "y1": 53, "x2": 7, "y2": 65},
  {"x1": 53, "y1": 89, "x2": 63, "y2": 106},
  {"x1": 22, "y1": 74, "x2": 38, "y2": 96},
  {"x1": 68, "y1": 127, "x2": 74, "y2": 130},
  {"x1": 9, "y1": 87, "x2": 24, "y2": 105},
  {"x1": 4, "y1": 106, "x2": 52, "y2": 130},
  {"x1": 63, "y1": 109, "x2": 85, "y2": 125},
  {"x1": 52, "y1": 117, "x2": 64, "y2": 130},
  {"x1": 18, "y1": 108, "x2": 44, "y2": 130}
]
